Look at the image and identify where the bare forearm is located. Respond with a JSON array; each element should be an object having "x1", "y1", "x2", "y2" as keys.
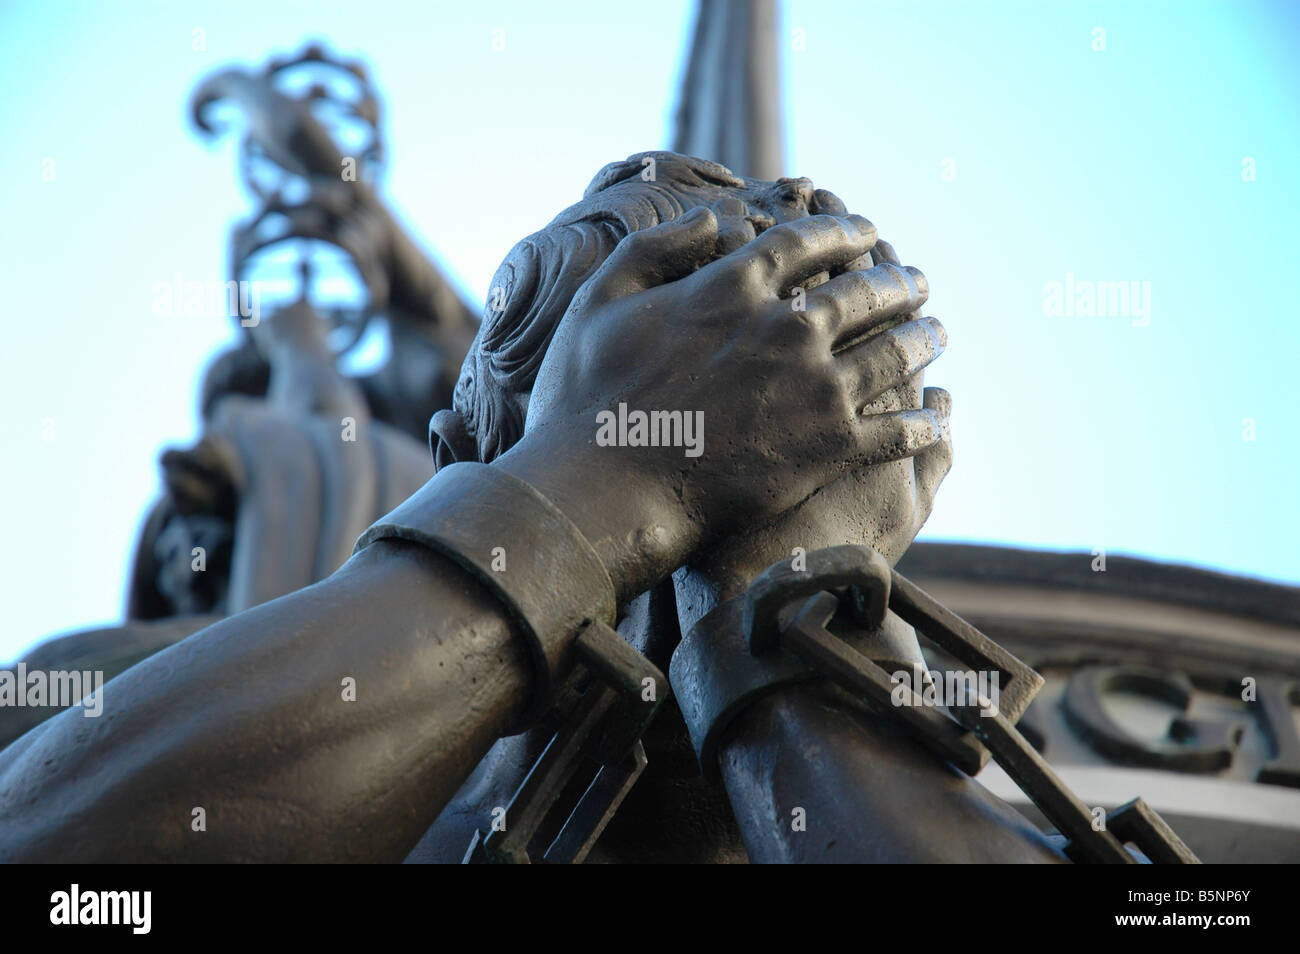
[
  {"x1": 0, "y1": 541, "x2": 529, "y2": 862},
  {"x1": 676, "y1": 545, "x2": 1065, "y2": 863},
  {"x1": 719, "y1": 684, "x2": 1066, "y2": 863}
]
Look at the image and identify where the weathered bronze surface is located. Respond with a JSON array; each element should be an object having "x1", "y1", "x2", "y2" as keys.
[{"x1": 1, "y1": 14, "x2": 1289, "y2": 864}]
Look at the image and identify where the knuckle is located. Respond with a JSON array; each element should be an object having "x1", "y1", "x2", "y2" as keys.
[
  {"x1": 729, "y1": 251, "x2": 770, "y2": 292},
  {"x1": 867, "y1": 419, "x2": 908, "y2": 462},
  {"x1": 764, "y1": 229, "x2": 807, "y2": 271},
  {"x1": 904, "y1": 264, "x2": 929, "y2": 296},
  {"x1": 804, "y1": 293, "x2": 839, "y2": 334},
  {"x1": 766, "y1": 306, "x2": 818, "y2": 348},
  {"x1": 886, "y1": 329, "x2": 914, "y2": 369},
  {"x1": 840, "y1": 270, "x2": 878, "y2": 312},
  {"x1": 895, "y1": 421, "x2": 926, "y2": 458},
  {"x1": 820, "y1": 218, "x2": 855, "y2": 254},
  {"x1": 872, "y1": 261, "x2": 906, "y2": 289},
  {"x1": 856, "y1": 349, "x2": 888, "y2": 390},
  {"x1": 812, "y1": 367, "x2": 844, "y2": 413},
  {"x1": 757, "y1": 240, "x2": 786, "y2": 276}
]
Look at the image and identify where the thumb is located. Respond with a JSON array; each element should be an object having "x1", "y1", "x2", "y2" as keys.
[{"x1": 583, "y1": 206, "x2": 719, "y2": 307}]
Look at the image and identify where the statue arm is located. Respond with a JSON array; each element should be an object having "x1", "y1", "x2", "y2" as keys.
[
  {"x1": 719, "y1": 683, "x2": 1068, "y2": 862},
  {"x1": 675, "y1": 540, "x2": 1068, "y2": 863},
  {"x1": 0, "y1": 417, "x2": 687, "y2": 863},
  {"x1": 0, "y1": 538, "x2": 531, "y2": 862}
]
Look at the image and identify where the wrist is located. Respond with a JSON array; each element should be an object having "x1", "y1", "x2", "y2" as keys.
[
  {"x1": 494, "y1": 428, "x2": 697, "y2": 603},
  {"x1": 354, "y1": 460, "x2": 616, "y2": 730},
  {"x1": 676, "y1": 464, "x2": 921, "y2": 626}
]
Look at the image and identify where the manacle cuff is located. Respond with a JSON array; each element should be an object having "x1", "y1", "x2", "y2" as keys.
[
  {"x1": 671, "y1": 590, "x2": 915, "y2": 782},
  {"x1": 354, "y1": 461, "x2": 617, "y2": 731},
  {"x1": 671, "y1": 597, "x2": 818, "y2": 782}
]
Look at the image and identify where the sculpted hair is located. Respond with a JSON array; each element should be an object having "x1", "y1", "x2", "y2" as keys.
[{"x1": 439, "y1": 151, "x2": 744, "y2": 466}]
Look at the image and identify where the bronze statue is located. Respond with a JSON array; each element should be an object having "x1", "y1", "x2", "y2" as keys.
[
  {"x1": 0, "y1": 137, "x2": 982, "y2": 858},
  {"x1": 3, "y1": 132, "x2": 1197, "y2": 861},
  {"x1": 0, "y1": 23, "x2": 1209, "y2": 862}
]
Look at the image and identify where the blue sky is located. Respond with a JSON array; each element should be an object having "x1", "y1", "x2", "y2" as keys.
[{"x1": 1, "y1": 0, "x2": 1297, "y2": 663}]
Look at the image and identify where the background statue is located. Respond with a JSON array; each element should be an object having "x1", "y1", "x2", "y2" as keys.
[{"x1": 1, "y1": 48, "x2": 477, "y2": 749}]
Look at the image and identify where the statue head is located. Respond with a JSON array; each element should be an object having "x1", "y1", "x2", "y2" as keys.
[{"x1": 430, "y1": 151, "x2": 856, "y2": 466}]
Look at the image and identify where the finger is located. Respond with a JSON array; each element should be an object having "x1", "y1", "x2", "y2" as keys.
[
  {"x1": 804, "y1": 263, "x2": 929, "y2": 348},
  {"x1": 715, "y1": 219, "x2": 758, "y2": 257},
  {"x1": 843, "y1": 231, "x2": 891, "y2": 278},
  {"x1": 922, "y1": 384, "x2": 951, "y2": 419},
  {"x1": 711, "y1": 196, "x2": 761, "y2": 256},
  {"x1": 871, "y1": 238, "x2": 902, "y2": 267},
  {"x1": 869, "y1": 241, "x2": 926, "y2": 321},
  {"x1": 860, "y1": 377, "x2": 923, "y2": 417},
  {"x1": 841, "y1": 250, "x2": 876, "y2": 273},
  {"x1": 913, "y1": 387, "x2": 953, "y2": 519},
  {"x1": 838, "y1": 316, "x2": 947, "y2": 408},
  {"x1": 716, "y1": 213, "x2": 878, "y2": 296},
  {"x1": 583, "y1": 206, "x2": 719, "y2": 307},
  {"x1": 811, "y1": 189, "x2": 848, "y2": 215},
  {"x1": 848, "y1": 408, "x2": 944, "y2": 468}
]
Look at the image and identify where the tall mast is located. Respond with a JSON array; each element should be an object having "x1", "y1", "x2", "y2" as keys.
[{"x1": 672, "y1": 0, "x2": 785, "y2": 180}]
